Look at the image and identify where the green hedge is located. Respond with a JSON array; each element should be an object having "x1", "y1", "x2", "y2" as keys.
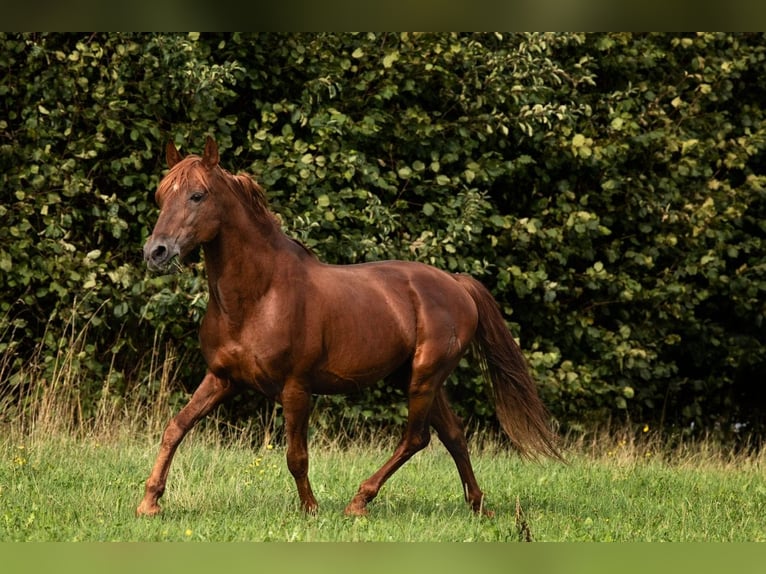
[{"x1": 1, "y1": 33, "x2": 764, "y2": 439}]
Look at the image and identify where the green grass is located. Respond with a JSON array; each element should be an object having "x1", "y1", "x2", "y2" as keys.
[
  {"x1": 2, "y1": 426, "x2": 764, "y2": 542},
  {"x1": 3, "y1": 317, "x2": 765, "y2": 544}
]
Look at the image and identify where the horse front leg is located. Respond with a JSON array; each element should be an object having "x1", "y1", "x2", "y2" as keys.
[
  {"x1": 280, "y1": 384, "x2": 318, "y2": 514},
  {"x1": 136, "y1": 372, "x2": 234, "y2": 517}
]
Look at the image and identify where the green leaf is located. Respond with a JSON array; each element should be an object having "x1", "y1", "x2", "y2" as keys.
[
  {"x1": 0, "y1": 252, "x2": 11, "y2": 272},
  {"x1": 490, "y1": 214, "x2": 509, "y2": 228},
  {"x1": 382, "y1": 50, "x2": 400, "y2": 68}
]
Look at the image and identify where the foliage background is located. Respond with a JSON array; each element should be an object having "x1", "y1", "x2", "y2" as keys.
[{"x1": 1, "y1": 32, "x2": 764, "y2": 441}]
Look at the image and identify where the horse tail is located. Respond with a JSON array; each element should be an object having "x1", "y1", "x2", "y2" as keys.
[{"x1": 453, "y1": 273, "x2": 563, "y2": 461}]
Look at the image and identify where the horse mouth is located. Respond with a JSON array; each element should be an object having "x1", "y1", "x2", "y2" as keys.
[{"x1": 143, "y1": 238, "x2": 182, "y2": 273}]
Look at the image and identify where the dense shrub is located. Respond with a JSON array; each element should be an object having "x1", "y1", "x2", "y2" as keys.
[{"x1": 1, "y1": 33, "x2": 764, "y2": 440}]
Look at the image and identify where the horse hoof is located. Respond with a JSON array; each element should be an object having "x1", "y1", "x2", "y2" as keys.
[
  {"x1": 136, "y1": 502, "x2": 162, "y2": 517},
  {"x1": 470, "y1": 501, "x2": 495, "y2": 518},
  {"x1": 344, "y1": 503, "x2": 369, "y2": 517}
]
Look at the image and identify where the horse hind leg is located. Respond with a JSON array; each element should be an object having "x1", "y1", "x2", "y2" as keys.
[
  {"x1": 430, "y1": 387, "x2": 493, "y2": 517},
  {"x1": 344, "y1": 356, "x2": 456, "y2": 517},
  {"x1": 136, "y1": 372, "x2": 235, "y2": 516},
  {"x1": 344, "y1": 392, "x2": 434, "y2": 516}
]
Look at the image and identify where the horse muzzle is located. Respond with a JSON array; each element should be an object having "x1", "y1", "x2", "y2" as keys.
[{"x1": 143, "y1": 237, "x2": 181, "y2": 272}]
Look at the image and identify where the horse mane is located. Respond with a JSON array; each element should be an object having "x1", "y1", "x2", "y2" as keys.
[
  {"x1": 227, "y1": 171, "x2": 273, "y2": 220},
  {"x1": 227, "y1": 171, "x2": 316, "y2": 257}
]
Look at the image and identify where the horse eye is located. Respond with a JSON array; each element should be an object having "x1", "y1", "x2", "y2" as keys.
[{"x1": 189, "y1": 191, "x2": 205, "y2": 203}]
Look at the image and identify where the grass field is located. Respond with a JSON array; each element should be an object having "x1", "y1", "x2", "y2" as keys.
[
  {"x1": 4, "y1": 318, "x2": 764, "y2": 542},
  {"x1": 2, "y1": 421, "x2": 764, "y2": 542}
]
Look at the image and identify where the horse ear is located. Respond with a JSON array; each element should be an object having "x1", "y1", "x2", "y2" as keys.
[
  {"x1": 166, "y1": 140, "x2": 183, "y2": 168},
  {"x1": 202, "y1": 136, "x2": 219, "y2": 169}
]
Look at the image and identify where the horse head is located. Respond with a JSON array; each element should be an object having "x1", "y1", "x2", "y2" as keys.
[{"x1": 143, "y1": 136, "x2": 223, "y2": 272}]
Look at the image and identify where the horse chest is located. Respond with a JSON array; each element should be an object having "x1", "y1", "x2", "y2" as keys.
[{"x1": 199, "y1": 312, "x2": 289, "y2": 397}]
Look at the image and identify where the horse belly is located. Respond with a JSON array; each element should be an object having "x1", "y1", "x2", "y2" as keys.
[
  {"x1": 312, "y1": 304, "x2": 413, "y2": 394},
  {"x1": 321, "y1": 344, "x2": 409, "y2": 393},
  {"x1": 311, "y1": 357, "x2": 406, "y2": 395}
]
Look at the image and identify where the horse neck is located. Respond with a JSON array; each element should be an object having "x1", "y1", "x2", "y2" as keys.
[{"x1": 202, "y1": 207, "x2": 295, "y2": 309}]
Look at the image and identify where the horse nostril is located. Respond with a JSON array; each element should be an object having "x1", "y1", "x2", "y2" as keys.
[
  {"x1": 151, "y1": 244, "x2": 167, "y2": 262},
  {"x1": 144, "y1": 241, "x2": 169, "y2": 267}
]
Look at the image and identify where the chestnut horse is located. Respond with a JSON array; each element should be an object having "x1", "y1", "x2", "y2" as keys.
[{"x1": 137, "y1": 137, "x2": 560, "y2": 518}]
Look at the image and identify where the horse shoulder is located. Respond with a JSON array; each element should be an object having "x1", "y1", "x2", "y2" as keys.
[{"x1": 197, "y1": 290, "x2": 288, "y2": 395}]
